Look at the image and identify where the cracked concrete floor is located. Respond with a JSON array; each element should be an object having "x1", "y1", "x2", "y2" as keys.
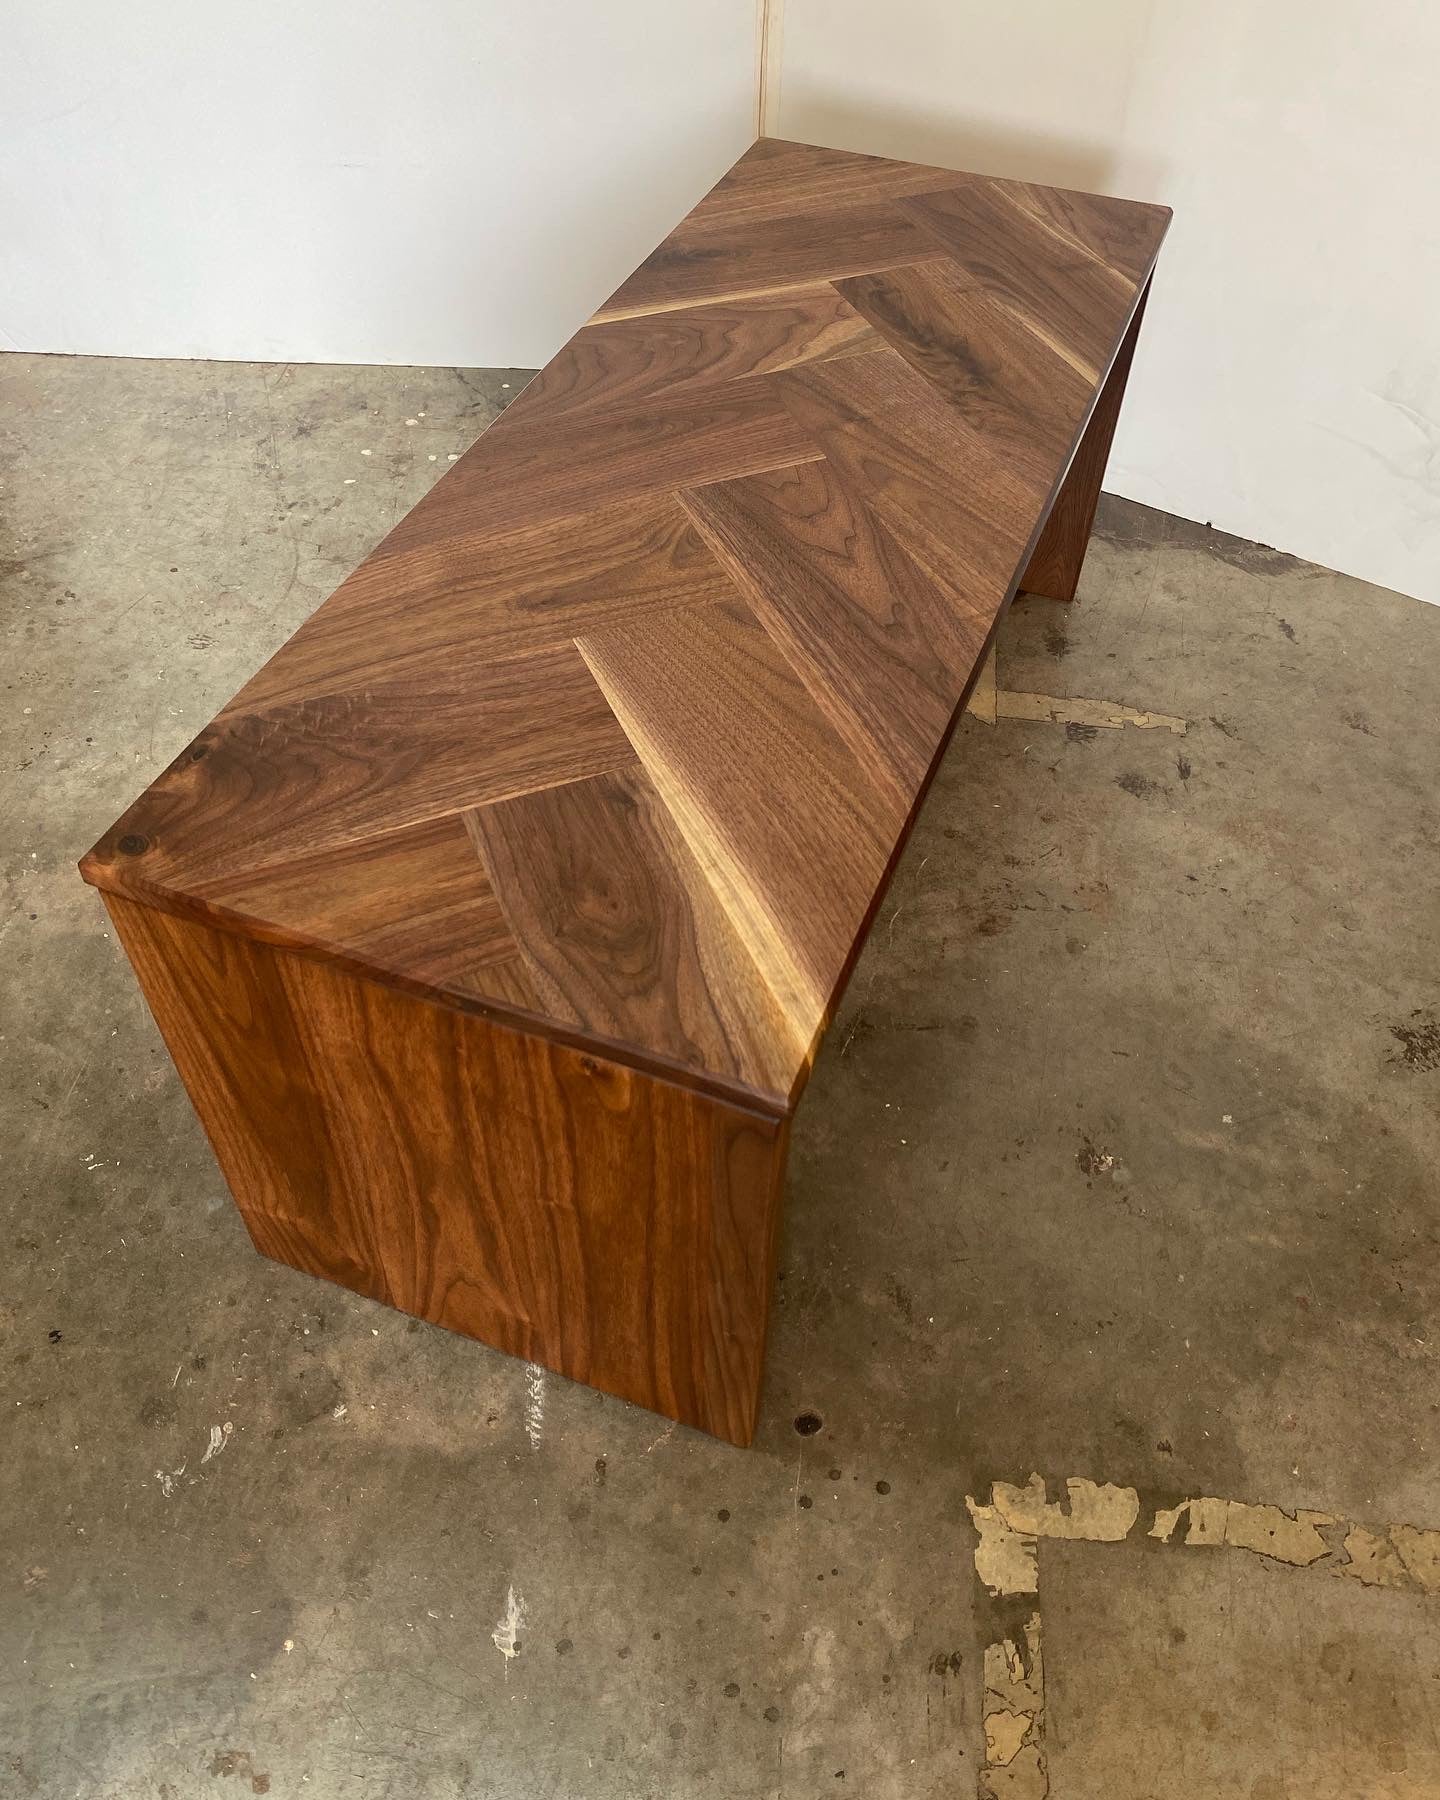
[{"x1": 3, "y1": 351, "x2": 1439, "y2": 1800}]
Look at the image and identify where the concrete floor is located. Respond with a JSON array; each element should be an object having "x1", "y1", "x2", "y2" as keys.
[{"x1": 3, "y1": 352, "x2": 1439, "y2": 1800}]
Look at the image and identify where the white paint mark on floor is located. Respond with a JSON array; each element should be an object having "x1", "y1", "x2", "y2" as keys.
[
  {"x1": 524, "y1": 1363, "x2": 545, "y2": 1448},
  {"x1": 200, "y1": 1421, "x2": 233, "y2": 1464},
  {"x1": 643, "y1": 1419, "x2": 678, "y2": 1456},
  {"x1": 154, "y1": 1463, "x2": 186, "y2": 1498},
  {"x1": 491, "y1": 1584, "x2": 526, "y2": 1663}
]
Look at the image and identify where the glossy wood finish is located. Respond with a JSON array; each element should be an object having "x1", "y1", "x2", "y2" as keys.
[
  {"x1": 1021, "y1": 281, "x2": 1151, "y2": 604},
  {"x1": 105, "y1": 893, "x2": 789, "y2": 1446},
  {"x1": 82, "y1": 138, "x2": 1168, "y2": 1437}
]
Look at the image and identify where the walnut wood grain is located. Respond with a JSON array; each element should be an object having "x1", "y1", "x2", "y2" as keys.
[
  {"x1": 466, "y1": 766, "x2": 800, "y2": 1097},
  {"x1": 188, "y1": 813, "x2": 522, "y2": 994},
  {"x1": 86, "y1": 643, "x2": 637, "y2": 896},
  {"x1": 773, "y1": 346, "x2": 1042, "y2": 603},
  {"x1": 593, "y1": 202, "x2": 951, "y2": 322},
  {"x1": 834, "y1": 263, "x2": 1091, "y2": 492},
  {"x1": 503, "y1": 285, "x2": 880, "y2": 430},
  {"x1": 378, "y1": 371, "x2": 825, "y2": 546},
  {"x1": 106, "y1": 893, "x2": 789, "y2": 1446},
  {"x1": 235, "y1": 495, "x2": 735, "y2": 713},
  {"x1": 903, "y1": 181, "x2": 1137, "y2": 380},
  {"x1": 82, "y1": 137, "x2": 1169, "y2": 1438},
  {"x1": 1003, "y1": 179, "x2": 1170, "y2": 288},
  {"x1": 689, "y1": 137, "x2": 971, "y2": 224},
  {"x1": 578, "y1": 596, "x2": 903, "y2": 1061},
  {"x1": 1021, "y1": 280, "x2": 1151, "y2": 604},
  {"x1": 679, "y1": 462, "x2": 987, "y2": 809}
]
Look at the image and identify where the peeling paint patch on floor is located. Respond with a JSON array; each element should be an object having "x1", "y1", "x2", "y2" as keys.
[
  {"x1": 966, "y1": 1493, "x2": 1038, "y2": 1597},
  {"x1": 967, "y1": 1476, "x2": 1440, "y2": 1799},
  {"x1": 966, "y1": 642, "x2": 999, "y2": 723},
  {"x1": 965, "y1": 646, "x2": 1187, "y2": 736},
  {"x1": 980, "y1": 1613, "x2": 1047, "y2": 1799},
  {"x1": 992, "y1": 1474, "x2": 1140, "y2": 1543},
  {"x1": 1150, "y1": 1496, "x2": 1333, "y2": 1564},
  {"x1": 1148, "y1": 1495, "x2": 1440, "y2": 1592}
]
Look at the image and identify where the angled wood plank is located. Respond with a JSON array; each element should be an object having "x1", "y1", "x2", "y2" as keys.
[
  {"x1": 773, "y1": 346, "x2": 1042, "y2": 599},
  {"x1": 184, "y1": 814, "x2": 522, "y2": 995},
  {"x1": 467, "y1": 766, "x2": 800, "y2": 1099},
  {"x1": 86, "y1": 643, "x2": 637, "y2": 898},
  {"x1": 998, "y1": 178, "x2": 1172, "y2": 287},
  {"x1": 679, "y1": 462, "x2": 987, "y2": 809},
  {"x1": 689, "y1": 138, "x2": 974, "y2": 225},
  {"x1": 593, "y1": 202, "x2": 951, "y2": 323},
  {"x1": 834, "y1": 262, "x2": 1093, "y2": 490},
  {"x1": 903, "y1": 181, "x2": 1142, "y2": 380},
  {"x1": 501, "y1": 285, "x2": 881, "y2": 431},
  {"x1": 80, "y1": 136, "x2": 1170, "y2": 1441},
  {"x1": 235, "y1": 495, "x2": 734, "y2": 713},
  {"x1": 577, "y1": 596, "x2": 905, "y2": 1062},
  {"x1": 379, "y1": 371, "x2": 825, "y2": 547}
]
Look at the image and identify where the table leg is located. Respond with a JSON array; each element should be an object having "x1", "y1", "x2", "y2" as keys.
[
  {"x1": 1020, "y1": 279, "x2": 1152, "y2": 604},
  {"x1": 104, "y1": 892, "x2": 789, "y2": 1447}
]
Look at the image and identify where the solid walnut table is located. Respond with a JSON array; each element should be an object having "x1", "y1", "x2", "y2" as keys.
[{"x1": 81, "y1": 139, "x2": 1169, "y2": 1445}]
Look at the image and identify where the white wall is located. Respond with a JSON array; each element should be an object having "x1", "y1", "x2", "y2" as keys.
[
  {"x1": 774, "y1": 0, "x2": 1440, "y2": 605},
  {"x1": 7, "y1": 1, "x2": 1436, "y2": 602},
  {"x1": 0, "y1": 0, "x2": 754, "y2": 368}
]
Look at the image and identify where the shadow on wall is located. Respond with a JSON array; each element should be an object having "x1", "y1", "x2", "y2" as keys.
[{"x1": 773, "y1": 88, "x2": 1167, "y2": 203}]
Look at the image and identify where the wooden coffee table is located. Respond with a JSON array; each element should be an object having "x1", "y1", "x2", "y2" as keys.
[{"x1": 81, "y1": 139, "x2": 1169, "y2": 1445}]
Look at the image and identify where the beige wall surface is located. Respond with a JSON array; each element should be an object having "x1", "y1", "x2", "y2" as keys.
[
  {"x1": 775, "y1": 0, "x2": 1440, "y2": 604},
  {"x1": 1, "y1": 1, "x2": 755, "y2": 369}
]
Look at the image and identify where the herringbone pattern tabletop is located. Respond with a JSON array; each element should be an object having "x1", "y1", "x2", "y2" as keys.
[{"x1": 82, "y1": 138, "x2": 1170, "y2": 1114}]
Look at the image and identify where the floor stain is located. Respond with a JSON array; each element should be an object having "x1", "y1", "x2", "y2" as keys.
[
  {"x1": 1116, "y1": 771, "x2": 1167, "y2": 800},
  {"x1": 1389, "y1": 1010, "x2": 1440, "y2": 1071},
  {"x1": 206, "y1": 1749, "x2": 269, "y2": 1794},
  {"x1": 1077, "y1": 1136, "x2": 1116, "y2": 1180}
]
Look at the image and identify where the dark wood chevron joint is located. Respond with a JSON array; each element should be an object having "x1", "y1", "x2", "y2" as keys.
[{"x1": 81, "y1": 137, "x2": 1170, "y2": 1442}]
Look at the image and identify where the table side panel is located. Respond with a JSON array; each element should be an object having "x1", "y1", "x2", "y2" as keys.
[{"x1": 104, "y1": 892, "x2": 789, "y2": 1445}]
